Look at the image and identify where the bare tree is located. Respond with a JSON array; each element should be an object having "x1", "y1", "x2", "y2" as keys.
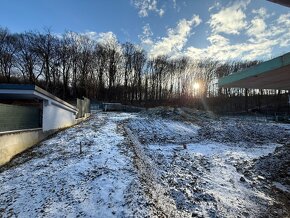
[
  {"x1": 0, "y1": 28, "x2": 17, "y2": 82},
  {"x1": 33, "y1": 29, "x2": 58, "y2": 91},
  {"x1": 56, "y1": 32, "x2": 75, "y2": 98},
  {"x1": 94, "y1": 43, "x2": 108, "y2": 100},
  {"x1": 14, "y1": 32, "x2": 42, "y2": 83},
  {"x1": 133, "y1": 48, "x2": 146, "y2": 101}
]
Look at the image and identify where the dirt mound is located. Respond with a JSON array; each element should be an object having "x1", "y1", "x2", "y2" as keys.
[
  {"x1": 244, "y1": 144, "x2": 290, "y2": 217},
  {"x1": 253, "y1": 144, "x2": 290, "y2": 192},
  {"x1": 198, "y1": 119, "x2": 290, "y2": 144},
  {"x1": 143, "y1": 107, "x2": 214, "y2": 123},
  {"x1": 127, "y1": 117, "x2": 200, "y2": 144}
]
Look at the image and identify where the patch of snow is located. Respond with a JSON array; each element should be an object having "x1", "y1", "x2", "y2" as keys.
[
  {"x1": 144, "y1": 142, "x2": 277, "y2": 217},
  {"x1": 186, "y1": 142, "x2": 277, "y2": 216},
  {"x1": 128, "y1": 117, "x2": 200, "y2": 144},
  {"x1": 187, "y1": 142, "x2": 279, "y2": 160},
  {"x1": 273, "y1": 182, "x2": 290, "y2": 193},
  {"x1": 0, "y1": 113, "x2": 144, "y2": 217}
]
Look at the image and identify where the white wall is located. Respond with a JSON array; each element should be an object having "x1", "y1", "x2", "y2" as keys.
[
  {"x1": 43, "y1": 101, "x2": 77, "y2": 131},
  {"x1": 0, "y1": 129, "x2": 53, "y2": 166}
]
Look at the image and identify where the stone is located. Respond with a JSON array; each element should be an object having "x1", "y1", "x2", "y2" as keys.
[{"x1": 240, "y1": 177, "x2": 246, "y2": 182}]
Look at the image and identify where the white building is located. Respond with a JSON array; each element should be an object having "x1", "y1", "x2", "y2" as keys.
[{"x1": 0, "y1": 84, "x2": 88, "y2": 166}]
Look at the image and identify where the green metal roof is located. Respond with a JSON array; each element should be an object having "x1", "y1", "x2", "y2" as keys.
[{"x1": 218, "y1": 52, "x2": 290, "y2": 90}]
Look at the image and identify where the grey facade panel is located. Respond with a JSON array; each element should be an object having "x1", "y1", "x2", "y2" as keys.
[{"x1": 0, "y1": 103, "x2": 41, "y2": 132}]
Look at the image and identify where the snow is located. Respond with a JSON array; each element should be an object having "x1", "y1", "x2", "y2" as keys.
[
  {"x1": 142, "y1": 142, "x2": 278, "y2": 217},
  {"x1": 127, "y1": 114, "x2": 289, "y2": 217},
  {"x1": 0, "y1": 113, "x2": 143, "y2": 217},
  {"x1": 273, "y1": 182, "x2": 290, "y2": 193},
  {"x1": 128, "y1": 117, "x2": 199, "y2": 144},
  {"x1": 187, "y1": 142, "x2": 277, "y2": 216},
  {"x1": 0, "y1": 111, "x2": 289, "y2": 217},
  {"x1": 187, "y1": 142, "x2": 279, "y2": 159}
]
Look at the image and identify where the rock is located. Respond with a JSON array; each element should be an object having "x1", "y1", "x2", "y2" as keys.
[
  {"x1": 243, "y1": 170, "x2": 251, "y2": 177},
  {"x1": 240, "y1": 177, "x2": 246, "y2": 182},
  {"x1": 242, "y1": 211, "x2": 250, "y2": 217},
  {"x1": 257, "y1": 175, "x2": 265, "y2": 181},
  {"x1": 192, "y1": 210, "x2": 200, "y2": 217}
]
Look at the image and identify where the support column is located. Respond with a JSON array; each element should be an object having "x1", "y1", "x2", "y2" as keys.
[{"x1": 288, "y1": 89, "x2": 290, "y2": 116}]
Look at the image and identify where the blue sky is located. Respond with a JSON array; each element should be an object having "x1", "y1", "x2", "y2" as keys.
[{"x1": 1, "y1": 0, "x2": 290, "y2": 61}]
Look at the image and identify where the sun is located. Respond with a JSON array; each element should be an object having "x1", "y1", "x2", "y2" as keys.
[{"x1": 193, "y1": 82, "x2": 200, "y2": 90}]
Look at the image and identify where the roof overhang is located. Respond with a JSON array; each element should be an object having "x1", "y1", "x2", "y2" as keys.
[
  {"x1": 268, "y1": 0, "x2": 290, "y2": 7},
  {"x1": 218, "y1": 52, "x2": 290, "y2": 90},
  {"x1": 0, "y1": 84, "x2": 78, "y2": 113}
]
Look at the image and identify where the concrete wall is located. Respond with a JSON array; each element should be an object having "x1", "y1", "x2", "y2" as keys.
[
  {"x1": 0, "y1": 116, "x2": 88, "y2": 166},
  {"x1": 0, "y1": 129, "x2": 53, "y2": 166},
  {"x1": 76, "y1": 98, "x2": 90, "y2": 118},
  {"x1": 102, "y1": 103, "x2": 144, "y2": 112},
  {"x1": 43, "y1": 101, "x2": 77, "y2": 131}
]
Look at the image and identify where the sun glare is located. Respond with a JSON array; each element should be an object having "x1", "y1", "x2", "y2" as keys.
[{"x1": 193, "y1": 82, "x2": 200, "y2": 90}]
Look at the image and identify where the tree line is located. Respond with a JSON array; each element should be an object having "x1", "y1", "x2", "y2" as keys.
[{"x1": 1, "y1": 27, "x2": 282, "y2": 109}]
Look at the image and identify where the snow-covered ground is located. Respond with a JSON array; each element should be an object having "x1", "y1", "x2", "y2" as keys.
[
  {"x1": 0, "y1": 113, "x2": 149, "y2": 217},
  {"x1": 1, "y1": 110, "x2": 289, "y2": 217},
  {"x1": 141, "y1": 142, "x2": 279, "y2": 217},
  {"x1": 127, "y1": 113, "x2": 290, "y2": 217}
]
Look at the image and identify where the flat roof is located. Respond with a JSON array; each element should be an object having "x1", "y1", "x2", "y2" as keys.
[
  {"x1": 218, "y1": 52, "x2": 290, "y2": 90},
  {"x1": 268, "y1": 0, "x2": 290, "y2": 7},
  {"x1": 0, "y1": 84, "x2": 77, "y2": 112}
]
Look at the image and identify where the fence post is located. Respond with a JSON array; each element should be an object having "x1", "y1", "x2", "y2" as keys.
[{"x1": 80, "y1": 142, "x2": 82, "y2": 154}]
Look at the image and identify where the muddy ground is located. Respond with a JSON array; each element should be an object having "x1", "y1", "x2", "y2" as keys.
[{"x1": 0, "y1": 108, "x2": 289, "y2": 217}]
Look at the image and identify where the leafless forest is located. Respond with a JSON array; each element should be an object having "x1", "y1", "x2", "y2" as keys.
[{"x1": 0, "y1": 27, "x2": 288, "y2": 112}]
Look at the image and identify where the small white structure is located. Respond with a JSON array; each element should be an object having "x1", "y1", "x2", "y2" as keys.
[
  {"x1": 0, "y1": 84, "x2": 87, "y2": 166},
  {"x1": 0, "y1": 84, "x2": 78, "y2": 131}
]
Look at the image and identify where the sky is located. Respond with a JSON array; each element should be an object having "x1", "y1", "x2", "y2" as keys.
[{"x1": 1, "y1": 0, "x2": 290, "y2": 61}]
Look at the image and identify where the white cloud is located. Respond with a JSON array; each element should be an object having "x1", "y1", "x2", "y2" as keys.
[
  {"x1": 209, "y1": 1, "x2": 221, "y2": 12},
  {"x1": 277, "y1": 13, "x2": 290, "y2": 47},
  {"x1": 97, "y1": 32, "x2": 124, "y2": 53},
  {"x1": 183, "y1": 10, "x2": 290, "y2": 62},
  {"x1": 143, "y1": 24, "x2": 153, "y2": 37},
  {"x1": 82, "y1": 31, "x2": 98, "y2": 40},
  {"x1": 159, "y1": 8, "x2": 165, "y2": 17},
  {"x1": 77, "y1": 31, "x2": 122, "y2": 52},
  {"x1": 132, "y1": 0, "x2": 165, "y2": 17},
  {"x1": 247, "y1": 7, "x2": 273, "y2": 42},
  {"x1": 172, "y1": 0, "x2": 182, "y2": 13},
  {"x1": 246, "y1": 18, "x2": 267, "y2": 37},
  {"x1": 147, "y1": 15, "x2": 202, "y2": 58},
  {"x1": 96, "y1": 32, "x2": 118, "y2": 45},
  {"x1": 278, "y1": 13, "x2": 290, "y2": 26},
  {"x1": 184, "y1": 38, "x2": 277, "y2": 62},
  {"x1": 246, "y1": 12, "x2": 290, "y2": 48},
  {"x1": 208, "y1": 0, "x2": 250, "y2": 35},
  {"x1": 207, "y1": 34, "x2": 229, "y2": 46},
  {"x1": 252, "y1": 7, "x2": 267, "y2": 17},
  {"x1": 172, "y1": 0, "x2": 176, "y2": 9},
  {"x1": 80, "y1": 31, "x2": 118, "y2": 45},
  {"x1": 139, "y1": 24, "x2": 154, "y2": 46},
  {"x1": 178, "y1": 0, "x2": 290, "y2": 61}
]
